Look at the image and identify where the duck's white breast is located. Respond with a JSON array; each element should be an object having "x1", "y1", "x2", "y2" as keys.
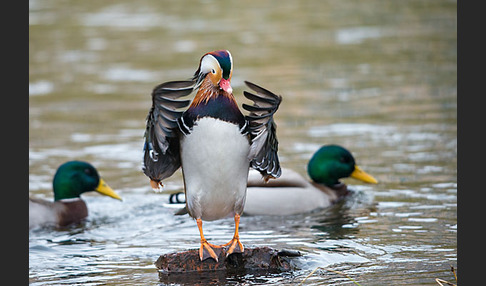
[{"x1": 180, "y1": 117, "x2": 251, "y2": 221}]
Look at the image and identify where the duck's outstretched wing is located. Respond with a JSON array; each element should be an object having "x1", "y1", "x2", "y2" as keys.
[
  {"x1": 242, "y1": 81, "x2": 283, "y2": 182},
  {"x1": 142, "y1": 80, "x2": 194, "y2": 189}
]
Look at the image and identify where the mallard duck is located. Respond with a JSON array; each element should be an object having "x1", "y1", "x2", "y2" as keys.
[
  {"x1": 243, "y1": 144, "x2": 378, "y2": 216},
  {"x1": 142, "y1": 50, "x2": 282, "y2": 261},
  {"x1": 29, "y1": 161, "x2": 122, "y2": 229}
]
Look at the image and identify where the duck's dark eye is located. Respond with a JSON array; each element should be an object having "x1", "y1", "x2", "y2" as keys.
[
  {"x1": 211, "y1": 69, "x2": 216, "y2": 74},
  {"x1": 84, "y1": 168, "x2": 93, "y2": 175},
  {"x1": 340, "y1": 156, "x2": 351, "y2": 164}
]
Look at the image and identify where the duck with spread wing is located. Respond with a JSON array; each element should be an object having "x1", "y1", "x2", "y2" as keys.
[{"x1": 142, "y1": 50, "x2": 282, "y2": 262}]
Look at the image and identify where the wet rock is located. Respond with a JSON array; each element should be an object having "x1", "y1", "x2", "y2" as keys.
[{"x1": 155, "y1": 246, "x2": 302, "y2": 282}]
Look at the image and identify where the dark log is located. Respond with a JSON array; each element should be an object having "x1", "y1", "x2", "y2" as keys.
[{"x1": 155, "y1": 246, "x2": 302, "y2": 283}]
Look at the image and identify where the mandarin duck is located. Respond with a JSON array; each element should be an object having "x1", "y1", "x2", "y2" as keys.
[
  {"x1": 243, "y1": 144, "x2": 378, "y2": 215},
  {"x1": 142, "y1": 50, "x2": 282, "y2": 261},
  {"x1": 29, "y1": 161, "x2": 122, "y2": 229}
]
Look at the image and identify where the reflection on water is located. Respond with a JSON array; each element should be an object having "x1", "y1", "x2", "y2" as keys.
[{"x1": 30, "y1": 0, "x2": 456, "y2": 285}]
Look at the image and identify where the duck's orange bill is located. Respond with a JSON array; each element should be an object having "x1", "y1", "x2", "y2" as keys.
[
  {"x1": 95, "y1": 178, "x2": 122, "y2": 201},
  {"x1": 350, "y1": 165, "x2": 378, "y2": 184}
]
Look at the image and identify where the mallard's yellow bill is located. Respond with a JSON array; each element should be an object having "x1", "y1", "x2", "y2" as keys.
[
  {"x1": 350, "y1": 166, "x2": 378, "y2": 184},
  {"x1": 95, "y1": 178, "x2": 122, "y2": 201}
]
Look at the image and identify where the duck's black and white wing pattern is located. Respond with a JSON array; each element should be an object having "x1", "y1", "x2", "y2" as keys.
[
  {"x1": 242, "y1": 81, "x2": 283, "y2": 181},
  {"x1": 142, "y1": 81, "x2": 194, "y2": 185}
]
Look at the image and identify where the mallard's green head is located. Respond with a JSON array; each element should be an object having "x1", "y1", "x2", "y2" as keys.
[
  {"x1": 52, "y1": 161, "x2": 122, "y2": 201},
  {"x1": 307, "y1": 145, "x2": 378, "y2": 186}
]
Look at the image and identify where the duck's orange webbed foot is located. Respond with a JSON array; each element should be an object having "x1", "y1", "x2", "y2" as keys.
[
  {"x1": 199, "y1": 239, "x2": 222, "y2": 262},
  {"x1": 224, "y1": 236, "x2": 244, "y2": 256},
  {"x1": 222, "y1": 213, "x2": 244, "y2": 257},
  {"x1": 197, "y1": 218, "x2": 221, "y2": 262}
]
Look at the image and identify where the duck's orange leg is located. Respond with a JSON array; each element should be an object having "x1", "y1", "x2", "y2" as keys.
[
  {"x1": 221, "y1": 213, "x2": 244, "y2": 256},
  {"x1": 197, "y1": 218, "x2": 221, "y2": 262}
]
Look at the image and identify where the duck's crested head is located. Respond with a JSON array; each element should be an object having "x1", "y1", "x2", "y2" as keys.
[
  {"x1": 52, "y1": 161, "x2": 122, "y2": 201},
  {"x1": 193, "y1": 50, "x2": 233, "y2": 93}
]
